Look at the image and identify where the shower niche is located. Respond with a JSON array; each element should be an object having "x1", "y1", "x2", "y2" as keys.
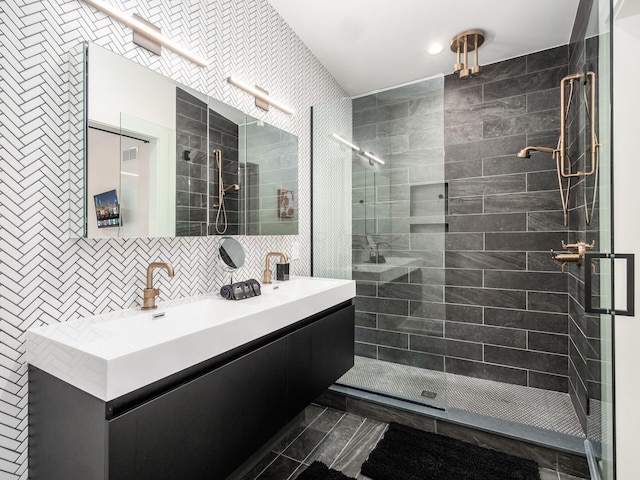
[{"x1": 409, "y1": 182, "x2": 448, "y2": 233}]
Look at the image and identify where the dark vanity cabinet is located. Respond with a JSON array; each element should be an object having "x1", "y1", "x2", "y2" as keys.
[
  {"x1": 108, "y1": 338, "x2": 290, "y2": 480},
  {"x1": 28, "y1": 301, "x2": 354, "y2": 480},
  {"x1": 287, "y1": 304, "x2": 355, "y2": 417}
]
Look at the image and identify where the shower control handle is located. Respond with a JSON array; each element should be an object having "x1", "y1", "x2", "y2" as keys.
[{"x1": 551, "y1": 240, "x2": 596, "y2": 272}]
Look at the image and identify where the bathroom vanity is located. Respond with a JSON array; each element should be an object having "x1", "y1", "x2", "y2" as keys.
[{"x1": 27, "y1": 277, "x2": 355, "y2": 480}]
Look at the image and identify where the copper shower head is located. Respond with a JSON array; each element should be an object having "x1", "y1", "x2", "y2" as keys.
[{"x1": 517, "y1": 146, "x2": 555, "y2": 158}]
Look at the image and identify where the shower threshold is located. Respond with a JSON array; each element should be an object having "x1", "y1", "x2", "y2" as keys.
[{"x1": 338, "y1": 356, "x2": 585, "y2": 438}]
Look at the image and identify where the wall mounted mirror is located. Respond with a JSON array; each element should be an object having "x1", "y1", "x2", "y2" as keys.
[
  {"x1": 219, "y1": 237, "x2": 246, "y2": 271},
  {"x1": 73, "y1": 42, "x2": 298, "y2": 238}
]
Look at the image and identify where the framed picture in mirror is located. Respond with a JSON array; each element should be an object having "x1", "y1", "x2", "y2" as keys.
[{"x1": 277, "y1": 189, "x2": 295, "y2": 218}]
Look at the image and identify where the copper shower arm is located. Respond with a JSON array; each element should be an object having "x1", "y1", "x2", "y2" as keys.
[{"x1": 559, "y1": 71, "x2": 598, "y2": 178}]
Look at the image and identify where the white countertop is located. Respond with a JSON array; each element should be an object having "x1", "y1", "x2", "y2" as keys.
[{"x1": 26, "y1": 276, "x2": 355, "y2": 401}]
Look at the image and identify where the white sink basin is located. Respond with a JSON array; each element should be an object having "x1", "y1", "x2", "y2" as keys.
[
  {"x1": 93, "y1": 298, "x2": 260, "y2": 341},
  {"x1": 26, "y1": 276, "x2": 355, "y2": 401}
]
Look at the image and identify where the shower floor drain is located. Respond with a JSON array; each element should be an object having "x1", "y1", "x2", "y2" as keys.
[{"x1": 421, "y1": 390, "x2": 437, "y2": 399}]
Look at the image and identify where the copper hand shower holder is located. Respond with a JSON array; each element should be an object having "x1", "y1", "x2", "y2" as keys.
[
  {"x1": 518, "y1": 72, "x2": 599, "y2": 227},
  {"x1": 559, "y1": 72, "x2": 598, "y2": 179},
  {"x1": 557, "y1": 71, "x2": 600, "y2": 226}
]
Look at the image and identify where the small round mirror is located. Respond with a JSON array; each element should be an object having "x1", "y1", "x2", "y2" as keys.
[{"x1": 219, "y1": 237, "x2": 245, "y2": 271}]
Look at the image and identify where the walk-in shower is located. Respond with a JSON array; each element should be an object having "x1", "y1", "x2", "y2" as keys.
[{"x1": 312, "y1": 0, "x2": 613, "y2": 478}]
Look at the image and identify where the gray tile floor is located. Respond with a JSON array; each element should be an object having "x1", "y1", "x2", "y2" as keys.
[{"x1": 240, "y1": 404, "x2": 588, "y2": 480}]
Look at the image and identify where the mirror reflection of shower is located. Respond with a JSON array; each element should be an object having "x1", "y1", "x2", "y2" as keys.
[{"x1": 213, "y1": 149, "x2": 240, "y2": 234}]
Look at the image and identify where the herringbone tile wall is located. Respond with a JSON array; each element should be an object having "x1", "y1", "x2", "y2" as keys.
[
  {"x1": 311, "y1": 98, "x2": 353, "y2": 280},
  {"x1": 0, "y1": 0, "x2": 348, "y2": 477}
]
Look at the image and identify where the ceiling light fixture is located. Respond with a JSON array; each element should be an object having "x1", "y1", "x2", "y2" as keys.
[
  {"x1": 450, "y1": 29, "x2": 485, "y2": 79},
  {"x1": 227, "y1": 77, "x2": 295, "y2": 115},
  {"x1": 427, "y1": 42, "x2": 444, "y2": 55},
  {"x1": 81, "y1": 0, "x2": 208, "y2": 67}
]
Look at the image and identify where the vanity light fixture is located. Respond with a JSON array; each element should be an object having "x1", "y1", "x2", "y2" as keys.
[
  {"x1": 227, "y1": 77, "x2": 295, "y2": 115},
  {"x1": 81, "y1": 0, "x2": 208, "y2": 67},
  {"x1": 330, "y1": 133, "x2": 385, "y2": 166},
  {"x1": 331, "y1": 133, "x2": 360, "y2": 151}
]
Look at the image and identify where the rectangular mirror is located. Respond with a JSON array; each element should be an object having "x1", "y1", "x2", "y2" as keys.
[{"x1": 74, "y1": 42, "x2": 298, "y2": 238}]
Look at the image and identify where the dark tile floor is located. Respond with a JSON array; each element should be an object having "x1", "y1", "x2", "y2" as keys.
[{"x1": 240, "y1": 404, "x2": 588, "y2": 480}]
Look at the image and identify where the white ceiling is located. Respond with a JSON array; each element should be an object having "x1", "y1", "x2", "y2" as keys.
[{"x1": 267, "y1": 0, "x2": 581, "y2": 97}]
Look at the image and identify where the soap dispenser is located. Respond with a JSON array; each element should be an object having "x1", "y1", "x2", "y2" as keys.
[{"x1": 276, "y1": 262, "x2": 289, "y2": 281}]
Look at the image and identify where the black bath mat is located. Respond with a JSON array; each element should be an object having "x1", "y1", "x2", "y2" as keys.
[
  {"x1": 296, "y1": 461, "x2": 356, "y2": 480},
  {"x1": 361, "y1": 423, "x2": 540, "y2": 480}
]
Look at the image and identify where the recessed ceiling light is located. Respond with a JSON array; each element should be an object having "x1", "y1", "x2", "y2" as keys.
[{"x1": 427, "y1": 42, "x2": 444, "y2": 55}]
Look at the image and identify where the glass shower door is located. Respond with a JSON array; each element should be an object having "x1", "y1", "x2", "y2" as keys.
[
  {"x1": 349, "y1": 141, "x2": 449, "y2": 410},
  {"x1": 312, "y1": 77, "x2": 449, "y2": 410},
  {"x1": 581, "y1": 0, "x2": 614, "y2": 477}
]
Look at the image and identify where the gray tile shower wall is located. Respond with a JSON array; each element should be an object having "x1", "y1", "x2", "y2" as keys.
[
  {"x1": 565, "y1": 3, "x2": 606, "y2": 434},
  {"x1": 176, "y1": 87, "x2": 210, "y2": 236},
  {"x1": 352, "y1": 46, "x2": 574, "y2": 399},
  {"x1": 566, "y1": 35, "x2": 590, "y2": 435},
  {"x1": 443, "y1": 45, "x2": 571, "y2": 393}
]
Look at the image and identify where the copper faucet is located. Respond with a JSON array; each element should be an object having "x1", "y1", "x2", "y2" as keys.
[
  {"x1": 263, "y1": 252, "x2": 288, "y2": 284},
  {"x1": 142, "y1": 262, "x2": 175, "y2": 310}
]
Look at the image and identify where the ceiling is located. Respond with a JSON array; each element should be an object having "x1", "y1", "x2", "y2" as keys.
[{"x1": 267, "y1": 0, "x2": 581, "y2": 97}]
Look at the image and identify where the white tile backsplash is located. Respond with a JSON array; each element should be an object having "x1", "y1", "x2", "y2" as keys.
[{"x1": 0, "y1": 0, "x2": 348, "y2": 477}]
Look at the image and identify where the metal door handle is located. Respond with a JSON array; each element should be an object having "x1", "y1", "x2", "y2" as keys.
[{"x1": 585, "y1": 253, "x2": 635, "y2": 316}]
